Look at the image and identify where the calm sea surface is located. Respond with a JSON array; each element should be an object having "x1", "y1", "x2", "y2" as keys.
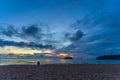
[{"x1": 0, "y1": 58, "x2": 120, "y2": 65}]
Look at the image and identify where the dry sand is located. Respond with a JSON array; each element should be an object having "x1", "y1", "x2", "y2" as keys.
[{"x1": 0, "y1": 64, "x2": 120, "y2": 80}]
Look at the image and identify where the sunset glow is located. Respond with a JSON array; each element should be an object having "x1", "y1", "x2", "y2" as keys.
[
  {"x1": 0, "y1": 46, "x2": 53, "y2": 54},
  {"x1": 58, "y1": 53, "x2": 69, "y2": 57}
]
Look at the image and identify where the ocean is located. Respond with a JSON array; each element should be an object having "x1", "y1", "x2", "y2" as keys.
[{"x1": 0, "y1": 58, "x2": 120, "y2": 65}]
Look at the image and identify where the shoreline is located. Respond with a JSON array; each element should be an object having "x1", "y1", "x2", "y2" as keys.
[{"x1": 0, "y1": 63, "x2": 120, "y2": 66}]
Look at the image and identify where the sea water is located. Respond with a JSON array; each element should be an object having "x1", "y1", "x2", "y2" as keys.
[
  {"x1": 0, "y1": 58, "x2": 73, "y2": 65},
  {"x1": 0, "y1": 58, "x2": 120, "y2": 65}
]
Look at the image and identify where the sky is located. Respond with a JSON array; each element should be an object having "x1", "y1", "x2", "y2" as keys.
[{"x1": 0, "y1": 0, "x2": 120, "y2": 57}]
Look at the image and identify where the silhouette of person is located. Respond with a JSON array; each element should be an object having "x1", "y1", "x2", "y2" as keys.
[{"x1": 37, "y1": 61, "x2": 40, "y2": 65}]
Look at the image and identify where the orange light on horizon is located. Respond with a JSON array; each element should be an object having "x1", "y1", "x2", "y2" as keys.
[
  {"x1": 0, "y1": 46, "x2": 54, "y2": 54},
  {"x1": 57, "y1": 53, "x2": 69, "y2": 57}
]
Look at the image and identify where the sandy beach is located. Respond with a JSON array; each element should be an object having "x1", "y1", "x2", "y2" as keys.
[{"x1": 0, "y1": 64, "x2": 120, "y2": 80}]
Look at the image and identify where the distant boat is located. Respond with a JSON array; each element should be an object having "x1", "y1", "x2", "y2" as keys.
[{"x1": 64, "y1": 56, "x2": 73, "y2": 59}]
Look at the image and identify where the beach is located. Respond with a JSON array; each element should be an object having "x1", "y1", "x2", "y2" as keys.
[{"x1": 0, "y1": 64, "x2": 120, "y2": 80}]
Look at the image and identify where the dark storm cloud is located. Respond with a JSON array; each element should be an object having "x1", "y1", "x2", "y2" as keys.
[
  {"x1": 22, "y1": 25, "x2": 41, "y2": 36},
  {"x1": 0, "y1": 25, "x2": 19, "y2": 37},
  {"x1": 69, "y1": 30, "x2": 84, "y2": 42},
  {"x1": 21, "y1": 24, "x2": 42, "y2": 39},
  {"x1": 0, "y1": 39, "x2": 53, "y2": 49},
  {"x1": 65, "y1": 30, "x2": 84, "y2": 42},
  {"x1": 65, "y1": 33, "x2": 70, "y2": 39}
]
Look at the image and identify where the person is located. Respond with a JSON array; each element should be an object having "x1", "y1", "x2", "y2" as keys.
[{"x1": 37, "y1": 61, "x2": 40, "y2": 65}]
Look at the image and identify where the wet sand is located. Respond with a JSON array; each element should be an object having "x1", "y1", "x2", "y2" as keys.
[{"x1": 0, "y1": 64, "x2": 120, "y2": 80}]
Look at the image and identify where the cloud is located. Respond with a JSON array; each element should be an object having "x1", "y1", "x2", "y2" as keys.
[
  {"x1": 0, "y1": 25, "x2": 19, "y2": 37},
  {"x1": 0, "y1": 39, "x2": 53, "y2": 49},
  {"x1": 65, "y1": 30, "x2": 84, "y2": 43},
  {"x1": 22, "y1": 25, "x2": 41, "y2": 36},
  {"x1": 69, "y1": 30, "x2": 84, "y2": 42},
  {"x1": 22, "y1": 24, "x2": 42, "y2": 39}
]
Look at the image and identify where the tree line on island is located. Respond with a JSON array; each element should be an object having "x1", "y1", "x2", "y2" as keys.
[{"x1": 97, "y1": 55, "x2": 120, "y2": 60}]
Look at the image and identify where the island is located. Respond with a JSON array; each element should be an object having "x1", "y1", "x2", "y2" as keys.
[{"x1": 97, "y1": 55, "x2": 120, "y2": 60}]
